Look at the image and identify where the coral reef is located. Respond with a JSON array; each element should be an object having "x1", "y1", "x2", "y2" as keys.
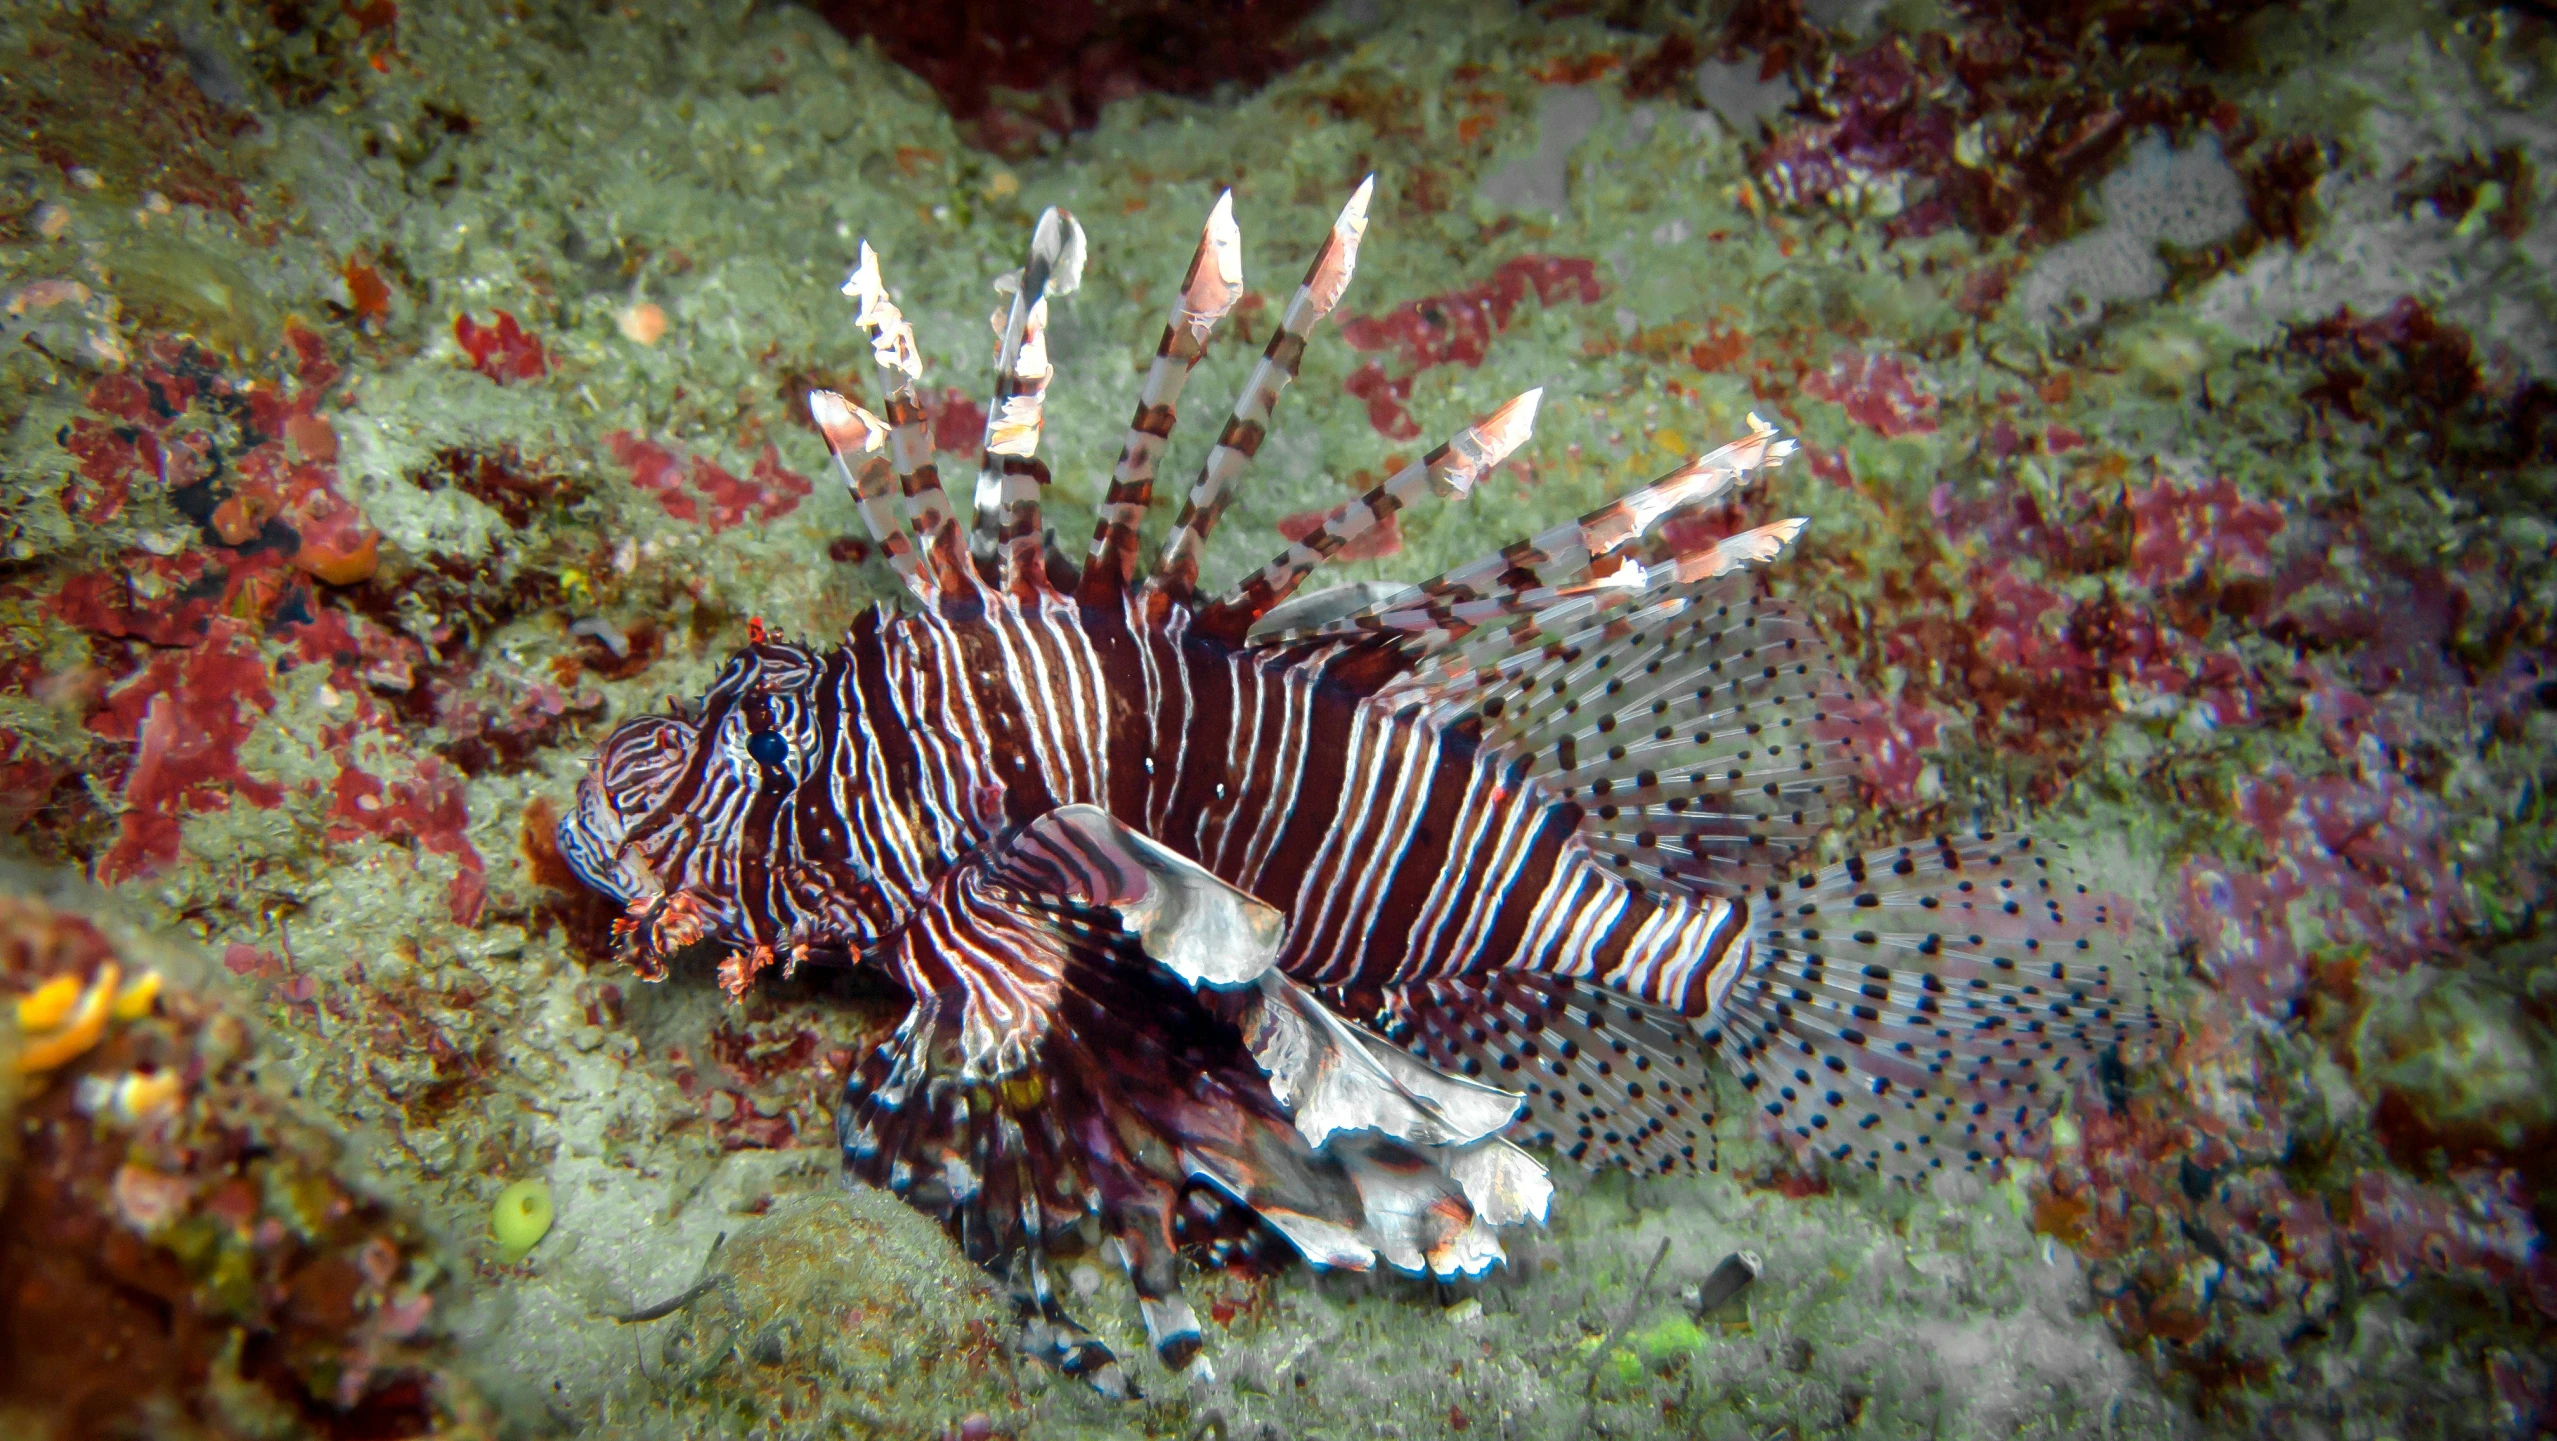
[
  {"x1": 0, "y1": 0, "x2": 2551, "y2": 1436},
  {"x1": 0, "y1": 874, "x2": 490, "y2": 1439}
]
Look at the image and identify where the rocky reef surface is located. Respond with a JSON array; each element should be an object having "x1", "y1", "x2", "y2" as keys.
[{"x1": 0, "y1": 0, "x2": 2551, "y2": 1437}]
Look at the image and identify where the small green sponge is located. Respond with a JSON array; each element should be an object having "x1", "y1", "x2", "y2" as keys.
[{"x1": 492, "y1": 1178, "x2": 554, "y2": 1262}]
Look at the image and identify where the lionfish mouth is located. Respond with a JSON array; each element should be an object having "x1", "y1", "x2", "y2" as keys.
[{"x1": 560, "y1": 185, "x2": 2158, "y2": 1396}]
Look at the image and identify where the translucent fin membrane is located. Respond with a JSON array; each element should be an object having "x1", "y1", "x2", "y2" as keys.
[
  {"x1": 1719, "y1": 832, "x2": 2160, "y2": 1179},
  {"x1": 1383, "y1": 973, "x2": 1723, "y2": 1174},
  {"x1": 1456, "y1": 578, "x2": 1857, "y2": 897}
]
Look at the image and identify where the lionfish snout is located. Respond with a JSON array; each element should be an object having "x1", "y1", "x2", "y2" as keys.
[
  {"x1": 557, "y1": 713, "x2": 701, "y2": 904},
  {"x1": 557, "y1": 637, "x2": 836, "y2": 923}
]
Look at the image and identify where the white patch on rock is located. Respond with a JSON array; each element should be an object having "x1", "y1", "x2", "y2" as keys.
[
  {"x1": 2017, "y1": 133, "x2": 2244, "y2": 327},
  {"x1": 1478, "y1": 87, "x2": 1604, "y2": 216},
  {"x1": 2193, "y1": 36, "x2": 2557, "y2": 376},
  {"x1": 1694, "y1": 58, "x2": 1796, "y2": 137}
]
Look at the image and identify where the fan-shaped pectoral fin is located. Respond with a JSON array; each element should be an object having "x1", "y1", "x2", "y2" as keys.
[
  {"x1": 973, "y1": 807, "x2": 1553, "y2": 1284},
  {"x1": 995, "y1": 804, "x2": 1285, "y2": 989},
  {"x1": 1233, "y1": 972, "x2": 1553, "y2": 1259}
]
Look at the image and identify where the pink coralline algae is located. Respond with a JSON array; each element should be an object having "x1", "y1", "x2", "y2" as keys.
[
  {"x1": 58, "y1": 402, "x2": 169, "y2": 526},
  {"x1": 607, "y1": 431, "x2": 814, "y2": 532},
  {"x1": 1814, "y1": 694, "x2": 1942, "y2": 807},
  {"x1": 279, "y1": 601, "x2": 430, "y2": 694},
  {"x1": 2347, "y1": 1168, "x2": 2556, "y2": 1316},
  {"x1": 51, "y1": 546, "x2": 289, "y2": 649},
  {"x1": 1800, "y1": 350, "x2": 1939, "y2": 437},
  {"x1": 1964, "y1": 569, "x2": 2205, "y2": 723},
  {"x1": 1344, "y1": 363, "x2": 1424, "y2": 441},
  {"x1": 1798, "y1": 442, "x2": 1855, "y2": 488},
  {"x1": 927, "y1": 385, "x2": 989, "y2": 456},
  {"x1": 454, "y1": 309, "x2": 550, "y2": 384},
  {"x1": 2128, "y1": 475, "x2": 2285, "y2": 590},
  {"x1": 56, "y1": 330, "x2": 381, "y2": 584},
  {"x1": 1341, "y1": 256, "x2": 1604, "y2": 371},
  {"x1": 1900, "y1": 473, "x2": 2272, "y2": 750},
  {"x1": 87, "y1": 622, "x2": 283, "y2": 884},
  {"x1": 22, "y1": 325, "x2": 520, "y2": 920},
  {"x1": 326, "y1": 756, "x2": 487, "y2": 926},
  {"x1": 2176, "y1": 761, "x2": 2469, "y2": 1022},
  {"x1": 436, "y1": 677, "x2": 605, "y2": 778},
  {"x1": 1337, "y1": 256, "x2": 1602, "y2": 438}
]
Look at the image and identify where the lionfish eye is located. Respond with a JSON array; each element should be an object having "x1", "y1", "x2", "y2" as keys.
[{"x1": 746, "y1": 730, "x2": 790, "y2": 768}]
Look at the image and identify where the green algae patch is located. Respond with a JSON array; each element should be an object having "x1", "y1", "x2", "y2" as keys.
[
  {"x1": 492, "y1": 1178, "x2": 554, "y2": 1262},
  {"x1": 1632, "y1": 1314, "x2": 1708, "y2": 1361}
]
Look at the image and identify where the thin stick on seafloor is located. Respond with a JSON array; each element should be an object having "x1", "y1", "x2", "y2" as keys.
[
  {"x1": 1579, "y1": 1234, "x2": 1674, "y2": 1432},
  {"x1": 610, "y1": 1230, "x2": 728, "y2": 1324}
]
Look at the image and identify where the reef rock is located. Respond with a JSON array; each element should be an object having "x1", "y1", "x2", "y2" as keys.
[{"x1": 650, "y1": 1187, "x2": 1033, "y2": 1440}]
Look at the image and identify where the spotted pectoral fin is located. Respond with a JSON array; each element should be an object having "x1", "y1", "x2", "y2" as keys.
[
  {"x1": 1724, "y1": 831, "x2": 2163, "y2": 1181},
  {"x1": 992, "y1": 804, "x2": 1284, "y2": 988}
]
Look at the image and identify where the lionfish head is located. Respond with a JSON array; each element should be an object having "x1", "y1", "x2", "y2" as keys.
[{"x1": 557, "y1": 639, "x2": 830, "y2": 931}]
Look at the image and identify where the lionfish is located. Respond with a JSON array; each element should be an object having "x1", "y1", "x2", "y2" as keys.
[{"x1": 559, "y1": 183, "x2": 2149, "y2": 1392}]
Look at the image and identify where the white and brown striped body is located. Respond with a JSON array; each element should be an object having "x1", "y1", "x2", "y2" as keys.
[{"x1": 572, "y1": 587, "x2": 1756, "y2": 1051}]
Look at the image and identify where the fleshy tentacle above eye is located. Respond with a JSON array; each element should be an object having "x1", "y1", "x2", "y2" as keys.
[{"x1": 836, "y1": 805, "x2": 1553, "y2": 1382}]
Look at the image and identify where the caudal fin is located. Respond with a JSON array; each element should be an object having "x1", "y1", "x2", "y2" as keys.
[{"x1": 1714, "y1": 831, "x2": 2160, "y2": 1179}]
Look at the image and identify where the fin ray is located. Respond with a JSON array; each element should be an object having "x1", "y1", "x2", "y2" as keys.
[
  {"x1": 1199, "y1": 388, "x2": 1542, "y2": 642},
  {"x1": 1149, "y1": 178, "x2": 1375, "y2": 600},
  {"x1": 841, "y1": 242, "x2": 972, "y2": 593},
  {"x1": 1082, "y1": 191, "x2": 1245, "y2": 603},
  {"x1": 973, "y1": 207, "x2": 1088, "y2": 594}
]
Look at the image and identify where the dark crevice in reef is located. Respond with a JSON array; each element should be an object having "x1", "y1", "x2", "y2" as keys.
[{"x1": 805, "y1": 0, "x2": 1329, "y2": 156}]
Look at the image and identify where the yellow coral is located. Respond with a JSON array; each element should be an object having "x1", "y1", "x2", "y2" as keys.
[
  {"x1": 13, "y1": 961, "x2": 121, "y2": 1074},
  {"x1": 111, "y1": 970, "x2": 162, "y2": 1021},
  {"x1": 113, "y1": 1068, "x2": 183, "y2": 1120},
  {"x1": 16, "y1": 974, "x2": 81, "y2": 1030}
]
